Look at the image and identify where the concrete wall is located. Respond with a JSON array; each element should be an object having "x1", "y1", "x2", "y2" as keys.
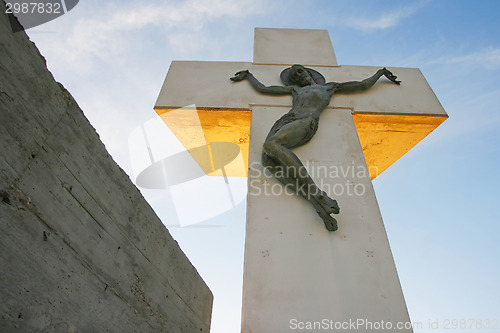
[{"x1": 0, "y1": 6, "x2": 212, "y2": 332}]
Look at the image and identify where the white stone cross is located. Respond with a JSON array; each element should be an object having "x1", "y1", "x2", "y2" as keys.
[{"x1": 155, "y1": 28, "x2": 447, "y2": 333}]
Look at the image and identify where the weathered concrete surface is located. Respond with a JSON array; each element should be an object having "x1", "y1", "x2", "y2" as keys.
[{"x1": 0, "y1": 6, "x2": 212, "y2": 332}]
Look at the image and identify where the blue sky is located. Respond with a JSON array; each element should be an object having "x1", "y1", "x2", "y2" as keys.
[{"x1": 27, "y1": 0, "x2": 500, "y2": 332}]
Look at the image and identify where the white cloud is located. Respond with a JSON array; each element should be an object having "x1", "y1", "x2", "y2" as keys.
[
  {"x1": 31, "y1": 0, "x2": 265, "y2": 71},
  {"x1": 344, "y1": 3, "x2": 424, "y2": 32},
  {"x1": 430, "y1": 47, "x2": 500, "y2": 70}
]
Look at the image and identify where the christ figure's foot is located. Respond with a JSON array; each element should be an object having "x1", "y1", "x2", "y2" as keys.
[
  {"x1": 316, "y1": 191, "x2": 340, "y2": 214},
  {"x1": 317, "y1": 210, "x2": 338, "y2": 231},
  {"x1": 310, "y1": 195, "x2": 339, "y2": 231}
]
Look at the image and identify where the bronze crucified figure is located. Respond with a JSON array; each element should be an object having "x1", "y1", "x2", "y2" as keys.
[{"x1": 231, "y1": 65, "x2": 400, "y2": 231}]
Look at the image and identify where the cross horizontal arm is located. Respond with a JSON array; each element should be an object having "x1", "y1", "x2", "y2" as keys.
[{"x1": 155, "y1": 62, "x2": 445, "y2": 117}]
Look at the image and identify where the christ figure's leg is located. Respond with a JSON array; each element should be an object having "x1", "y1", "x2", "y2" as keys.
[{"x1": 262, "y1": 118, "x2": 340, "y2": 231}]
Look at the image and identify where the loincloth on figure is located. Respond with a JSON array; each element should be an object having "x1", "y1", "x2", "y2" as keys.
[
  {"x1": 262, "y1": 112, "x2": 319, "y2": 167},
  {"x1": 265, "y1": 112, "x2": 319, "y2": 145}
]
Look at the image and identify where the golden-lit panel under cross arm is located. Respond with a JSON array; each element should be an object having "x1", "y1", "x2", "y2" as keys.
[
  {"x1": 154, "y1": 107, "x2": 447, "y2": 180},
  {"x1": 353, "y1": 113, "x2": 448, "y2": 179},
  {"x1": 155, "y1": 107, "x2": 251, "y2": 177}
]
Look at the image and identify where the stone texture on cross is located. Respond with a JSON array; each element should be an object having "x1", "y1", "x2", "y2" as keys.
[{"x1": 155, "y1": 28, "x2": 447, "y2": 333}]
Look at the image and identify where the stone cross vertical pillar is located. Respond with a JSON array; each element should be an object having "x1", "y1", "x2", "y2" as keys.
[{"x1": 154, "y1": 28, "x2": 447, "y2": 333}]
